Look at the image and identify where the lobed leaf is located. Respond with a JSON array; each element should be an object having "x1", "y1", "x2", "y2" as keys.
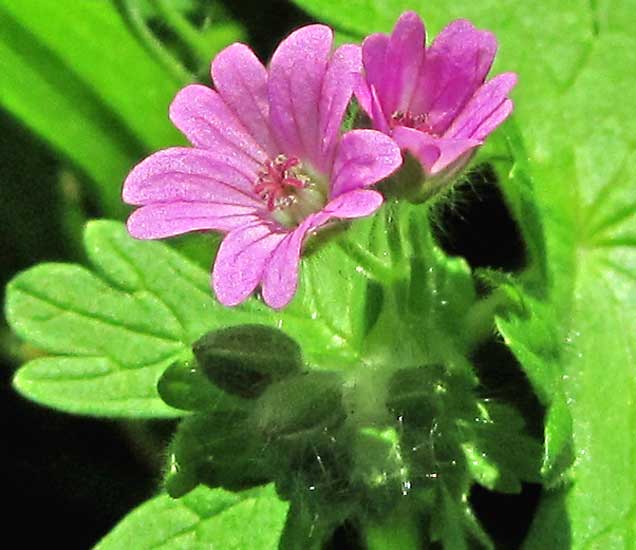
[
  {"x1": 5, "y1": 221, "x2": 378, "y2": 417},
  {"x1": 95, "y1": 484, "x2": 288, "y2": 550}
]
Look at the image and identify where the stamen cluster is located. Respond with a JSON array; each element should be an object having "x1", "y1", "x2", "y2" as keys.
[
  {"x1": 391, "y1": 111, "x2": 437, "y2": 136},
  {"x1": 254, "y1": 155, "x2": 309, "y2": 211}
]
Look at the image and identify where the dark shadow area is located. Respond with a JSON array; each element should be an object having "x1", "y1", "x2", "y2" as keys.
[
  {"x1": 327, "y1": 520, "x2": 364, "y2": 550},
  {"x1": 432, "y1": 164, "x2": 527, "y2": 273},
  {"x1": 0, "y1": 361, "x2": 161, "y2": 549},
  {"x1": 222, "y1": 0, "x2": 312, "y2": 59},
  {"x1": 470, "y1": 337, "x2": 544, "y2": 439},
  {"x1": 470, "y1": 338, "x2": 546, "y2": 548},
  {"x1": 470, "y1": 482, "x2": 542, "y2": 549},
  {"x1": 0, "y1": 112, "x2": 161, "y2": 548},
  {"x1": 0, "y1": 111, "x2": 66, "y2": 286}
]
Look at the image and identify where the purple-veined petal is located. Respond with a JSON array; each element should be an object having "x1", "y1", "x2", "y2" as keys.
[
  {"x1": 122, "y1": 147, "x2": 261, "y2": 207},
  {"x1": 169, "y1": 84, "x2": 267, "y2": 172},
  {"x1": 330, "y1": 130, "x2": 402, "y2": 197},
  {"x1": 410, "y1": 19, "x2": 497, "y2": 134},
  {"x1": 268, "y1": 25, "x2": 333, "y2": 169},
  {"x1": 445, "y1": 73, "x2": 517, "y2": 140},
  {"x1": 211, "y1": 43, "x2": 278, "y2": 157},
  {"x1": 381, "y1": 11, "x2": 426, "y2": 116},
  {"x1": 261, "y1": 189, "x2": 383, "y2": 308},
  {"x1": 392, "y1": 127, "x2": 480, "y2": 175},
  {"x1": 319, "y1": 44, "x2": 362, "y2": 169},
  {"x1": 212, "y1": 220, "x2": 287, "y2": 306},
  {"x1": 127, "y1": 203, "x2": 261, "y2": 239}
]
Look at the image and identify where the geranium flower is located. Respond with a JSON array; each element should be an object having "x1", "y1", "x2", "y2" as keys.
[
  {"x1": 123, "y1": 25, "x2": 402, "y2": 309},
  {"x1": 356, "y1": 11, "x2": 517, "y2": 181}
]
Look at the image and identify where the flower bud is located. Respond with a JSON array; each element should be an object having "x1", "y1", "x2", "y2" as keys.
[
  {"x1": 252, "y1": 371, "x2": 346, "y2": 439},
  {"x1": 193, "y1": 324, "x2": 303, "y2": 398}
]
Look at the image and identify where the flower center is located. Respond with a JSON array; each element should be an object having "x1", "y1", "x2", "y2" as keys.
[
  {"x1": 254, "y1": 155, "x2": 327, "y2": 227},
  {"x1": 391, "y1": 111, "x2": 437, "y2": 136}
]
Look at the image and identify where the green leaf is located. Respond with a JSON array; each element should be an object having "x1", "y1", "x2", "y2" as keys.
[
  {"x1": 5, "y1": 221, "x2": 221, "y2": 417},
  {"x1": 5, "y1": 221, "x2": 380, "y2": 417},
  {"x1": 430, "y1": 483, "x2": 493, "y2": 550},
  {"x1": 492, "y1": 9, "x2": 636, "y2": 549},
  {"x1": 95, "y1": 484, "x2": 289, "y2": 550},
  {"x1": 509, "y1": 22, "x2": 636, "y2": 550},
  {"x1": 157, "y1": 359, "x2": 246, "y2": 413},
  {"x1": 461, "y1": 402, "x2": 542, "y2": 494}
]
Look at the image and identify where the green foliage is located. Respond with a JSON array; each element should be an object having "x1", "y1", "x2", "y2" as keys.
[
  {"x1": 0, "y1": 0, "x2": 242, "y2": 216},
  {"x1": 94, "y1": 484, "x2": 288, "y2": 550},
  {"x1": 292, "y1": 0, "x2": 636, "y2": 545},
  {"x1": 153, "y1": 203, "x2": 541, "y2": 548},
  {"x1": 5, "y1": 0, "x2": 636, "y2": 547},
  {"x1": 4, "y1": 221, "x2": 376, "y2": 416}
]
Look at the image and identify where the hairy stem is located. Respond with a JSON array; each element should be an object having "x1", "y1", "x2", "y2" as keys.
[{"x1": 337, "y1": 238, "x2": 405, "y2": 286}]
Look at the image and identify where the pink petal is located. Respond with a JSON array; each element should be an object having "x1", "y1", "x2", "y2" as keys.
[
  {"x1": 471, "y1": 99, "x2": 514, "y2": 141},
  {"x1": 169, "y1": 84, "x2": 267, "y2": 172},
  {"x1": 370, "y1": 85, "x2": 391, "y2": 134},
  {"x1": 211, "y1": 43, "x2": 278, "y2": 157},
  {"x1": 212, "y1": 220, "x2": 287, "y2": 306},
  {"x1": 122, "y1": 147, "x2": 261, "y2": 207},
  {"x1": 330, "y1": 129, "x2": 402, "y2": 197},
  {"x1": 445, "y1": 73, "x2": 517, "y2": 140},
  {"x1": 322, "y1": 188, "x2": 384, "y2": 219},
  {"x1": 353, "y1": 77, "x2": 390, "y2": 133},
  {"x1": 410, "y1": 20, "x2": 497, "y2": 134},
  {"x1": 319, "y1": 44, "x2": 362, "y2": 169},
  {"x1": 392, "y1": 127, "x2": 480, "y2": 175},
  {"x1": 261, "y1": 189, "x2": 383, "y2": 308},
  {"x1": 127, "y1": 203, "x2": 260, "y2": 239},
  {"x1": 259, "y1": 225, "x2": 307, "y2": 310},
  {"x1": 353, "y1": 73, "x2": 372, "y2": 116},
  {"x1": 268, "y1": 25, "x2": 333, "y2": 170},
  {"x1": 361, "y1": 32, "x2": 390, "y2": 114},
  {"x1": 381, "y1": 11, "x2": 426, "y2": 116}
]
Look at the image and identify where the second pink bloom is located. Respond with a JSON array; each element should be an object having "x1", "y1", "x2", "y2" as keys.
[{"x1": 356, "y1": 12, "x2": 517, "y2": 179}]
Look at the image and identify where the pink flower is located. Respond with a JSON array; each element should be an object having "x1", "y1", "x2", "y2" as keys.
[
  {"x1": 123, "y1": 25, "x2": 402, "y2": 309},
  {"x1": 356, "y1": 12, "x2": 517, "y2": 179}
]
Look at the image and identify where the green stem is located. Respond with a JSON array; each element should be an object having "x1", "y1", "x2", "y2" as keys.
[
  {"x1": 155, "y1": 0, "x2": 213, "y2": 67},
  {"x1": 119, "y1": 0, "x2": 192, "y2": 84},
  {"x1": 364, "y1": 501, "x2": 423, "y2": 550},
  {"x1": 385, "y1": 200, "x2": 405, "y2": 266},
  {"x1": 337, "y1": 238, "x2": 403, "y2": 285},
  {"x1": 463, "y1": 288, "x2": 517, "y2": 349}
]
